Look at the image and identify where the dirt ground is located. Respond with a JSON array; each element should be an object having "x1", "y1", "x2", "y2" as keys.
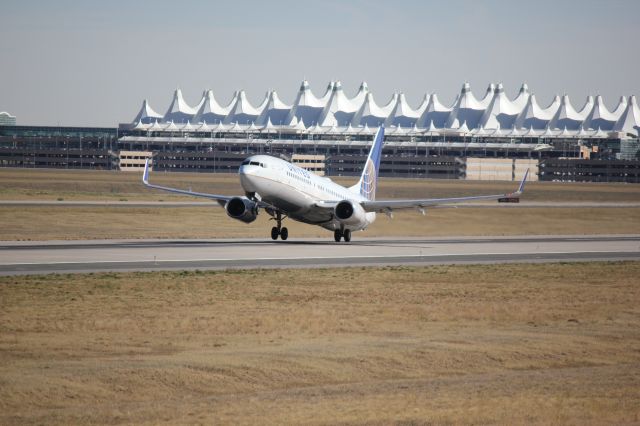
[
  {"x1": 1, "y1": 167, "x2": 640, "y2": 203},
  {"x1": 1, "y1": 262, "x2": 639, "y2": 424},
  {"x1": 1, "y1": 168, "x2": 640, "y2": 241},
  {"x1": 1, "y1": 205, "x2": 640, "y2": 241}
]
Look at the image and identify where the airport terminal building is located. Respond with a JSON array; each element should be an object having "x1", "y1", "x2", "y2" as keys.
[{"x1": 1, "y1": 81, "x2": 639, "y2": 182}]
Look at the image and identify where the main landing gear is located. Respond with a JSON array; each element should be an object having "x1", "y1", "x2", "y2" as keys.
[
  {"x1": 270, "y1": 211, "x2": 288, "y2": 241},
  {"x1": 334, "y1": 228, "x2": 351, "y2": 242}
]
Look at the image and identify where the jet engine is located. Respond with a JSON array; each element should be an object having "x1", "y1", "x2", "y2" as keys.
[
  {"x1": 225, "y1": 197, "x2": 258, "y2": 223},
  {"x1": 334, "y1": 200, "x2": 366, "y2": 226}
]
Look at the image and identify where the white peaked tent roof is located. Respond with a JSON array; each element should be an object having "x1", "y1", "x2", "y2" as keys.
[
  {"x1": 472, "y1": 125, "x2": 488, "y2": 136},
  {"x1": 409, "y1": 123, "x2": 421, "y2": 134},
  {"x1": 181, "y1": 121, "x2": 195, "y2": 131},
  {"x1": 224, "y1": 90, "x2": 260, "y2": 124},
  {"x1": 490, "y1": 124, "x2": 503, "y2": 136},
  {"x1": 164, "y1": 89, "x2": 198, "y2": 122},
  {"x1": 132, "y1": 99, "x2": 163, "y2": 124},
  {"x1": 227, "y1": 121, "x2": 244, "y2": 132},
  {"x1": 149, "y1": 120, "x2": 164, "y2": 131},
  {"x1": 479, "y1": 84, "x2": 521, "y2": 129},
  {"x1": 262, "y1": 117, "x2": 277, "y2": 133},
  {"x1": 193, "y1": 92, "x2": 206, "y2": 114},
  {"x1": 352, "y1": 92, "x2": 394, "y2": 126},
  {"x1": 416, "y1": 94, "x2": 452, "y2": 128},
  {"x1": 582, "y1": 95, "x2": 617, "y2": 130},
  {"x1": 194, "y1": 90, "x2": 236, "y2": 123},
  {"x1": 327, "y1": 124, "x2": 340, "y2": 134},
  {"x1": 359, "y1": 123, "x2": 375, "y2": 134},
  {"x1": 456, "y1": 83, "x2": 484, "y2": 109},
  {"x1": 294, "y1": 80, "x2": 324, "y2": 108},
  {"x1": 255, "y1": 92, "x2": 270, "y2": 114},
  {"x1": 577, "y1": 126, "x2": 590, "y2": 137},
  {"x1": 509, "y1": 125, "x2": 523, "y2": 137},
  {"x1": 319, "y1": 81, "x2": 335, "y2": 104},
  {"x1": 426, "y1": 120, "x2": 439, "y2": 133},
  {"x1": 164, "y1": 121, "x2": 179, "y2": 131},
  {"x1": 291, "y1": 118, "x2": 307, "y2": 132},
  {"x1": 611, "y1": 96, "x2": 628, "y2": 120},
  {"x1": 479, "y1": 84, "x2": 496, "y2": 108},
  {"x1": 133, "y1": 120, "x2": 150, "y2": 130},
  {"x1": 541, "y1": 125, "x2": 556, "y2": 137},
  {"x1": 416, "y1": 94, "x2": 430, "y2": 116},
  {"x1": 613, "y1": 96, "x2": 640, "y2": 135},
  {"x1": 285, "y1": 80, "x2": 325, "y2": 126},
  {"x1": 458, "y1": 121, "x2": 471, "y2": 134},
  {"x1": 318, "y1": 81, "x2": 360, "y2": 126},
  {"x1": 247, "y1": 121, "x2": 260, "y2": 132},
  {"x1": 388, "y1": 124, "x2": 407, "y2": 135},
  {"x1": 351, "y1": 82, "x2": 370, "y2": 109},
  {"x1": 576, "y1": 96, "x2": 595, "y2": 120},
  {"x1": 592, "y1": 127, "x2": 610, "y2": 138},
  {"x1": 511, "y1": 83, "x2": 530, "y2": 111},
  {"x1": 256, "y1": 90, "x2": 292, "y2": 125},
  {"x1": 197, "y1": 121, "x2": 211, "y2": 132},
  {"x1": 134, "y1": 83, "x2": 635, "y2": 135},
  {"x1": 524, "y1": 126, "x2": 539, "y2": 137},
  {"x1": 446, "y1": 83, "x2": 485, "y2": 129},
  {"x1": 308, "y1": 123, "x2": 324, "y2": 134},
  {"x1": 549, "y1": 95, "x2": 583, "y2": 130},
  {"x1": 344, "y1": 123, "x2": 358, "y2": 134},
  {"x1": 387, "y1": 92, "x2": 420, "y2": 126},
  {"x1": 542, "y1": 95, "x2": 562, "y2": 117},
  {"x1": 558, "y1": 126, "x2": 574, "y2": 137},
  {"x1": 212, "y1": 121, "x2": 227, "y2": 132},
  {"x1": 515, "y1": 94, "x2": 560, "y2": 129}
]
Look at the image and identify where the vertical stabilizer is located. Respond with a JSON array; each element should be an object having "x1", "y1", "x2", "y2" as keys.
[{"x1": 350, "y1": 126, "x2": 384, "y2": 201}]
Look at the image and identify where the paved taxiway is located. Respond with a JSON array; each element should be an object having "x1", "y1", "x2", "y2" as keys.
[{"x1": 1, "y1": 235, "x2": 638, "y2": 275}]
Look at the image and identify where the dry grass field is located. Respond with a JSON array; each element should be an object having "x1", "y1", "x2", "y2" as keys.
[
  {"x1": 1, "y1": 168, "x2": 639, "y2": 240},
  {"x1": 1, "y1": 205, "x2": 640, "y2": 241},
  {"x1": 2, "y1": 167, "x2": 640, "y2": 203},
  {"x1": 1, "y1": 262, "x2": 639, "y2": 424}
]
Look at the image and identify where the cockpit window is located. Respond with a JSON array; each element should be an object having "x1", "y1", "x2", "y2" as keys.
[
  {"x1": 249, "y1": 161, "x2": 260, "y2": 166},
  {"x1": 241, "y1": 160, "x2": 250, "y2": 165},
  {"x1": 260, "y1": 163, "x2": 266, "y2": 168}
]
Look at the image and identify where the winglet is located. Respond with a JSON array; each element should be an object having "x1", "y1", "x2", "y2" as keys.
[
  {"x1": 142, "y1": 158, "x2": 151, "y2": 185},
  {"x1": 515, "y1": 168, "x2": 528, "y2": 195}
]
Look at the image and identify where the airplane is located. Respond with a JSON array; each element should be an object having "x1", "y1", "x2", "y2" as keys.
[{"x1": 142, "y1": 127, "x2": 528, "y2": 242}]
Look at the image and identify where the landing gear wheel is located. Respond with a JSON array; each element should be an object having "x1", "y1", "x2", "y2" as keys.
[
  {"x1": 271, "y1": 226, "x2": 279, "y2": 240},
  {"x1": 280, "y1": 227, "x2": 288, "y2": 241},
  {"x1": 343, "y1": 229, "x2": 351, "y2": 242},
  {"x1": 334, "y1": 229, "x2": 343, "y2": 242}
]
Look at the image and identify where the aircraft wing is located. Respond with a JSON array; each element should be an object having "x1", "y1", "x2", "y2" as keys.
[
  {"x1": 361, "y1": 169, "x2": 529, "y2": 213},
  {"x1": 141, "y1": 159, "x2": 234, "y2": 207}
]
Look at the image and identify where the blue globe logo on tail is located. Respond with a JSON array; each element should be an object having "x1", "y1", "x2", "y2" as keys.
[{"x1": 359, "y1": 126, "x2": 384, "y2": 201}]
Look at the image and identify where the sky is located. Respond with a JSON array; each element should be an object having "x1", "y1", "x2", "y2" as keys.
[{"x1": 0, "y1": 0, "x2": 638, "y2": 127}]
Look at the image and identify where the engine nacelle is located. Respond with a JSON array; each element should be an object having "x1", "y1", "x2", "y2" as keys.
[
  {"x1": 225, "y1": 197, "x2": 258, "y2": 223},
  {"x1": 334, "y1": 200, "x2": 367, "y2": 226}
]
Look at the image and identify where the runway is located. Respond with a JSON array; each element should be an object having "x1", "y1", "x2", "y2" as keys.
[{"x1": 1, "y1": 235, "x2": 638, "y2": 275}]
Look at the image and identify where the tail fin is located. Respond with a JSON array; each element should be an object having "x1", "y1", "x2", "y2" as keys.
[{"x1": 350, "y1": 126, "x2": 384, "y2": 201}]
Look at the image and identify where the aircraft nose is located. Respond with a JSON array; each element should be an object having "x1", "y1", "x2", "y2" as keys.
[{"x1": 239, "y1": 166, "x2": 258, "y2": 192}]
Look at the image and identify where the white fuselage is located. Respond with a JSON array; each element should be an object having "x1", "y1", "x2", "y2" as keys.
[{"x1": 239, "y1": 155, "x2": 376, "y2": 232}]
